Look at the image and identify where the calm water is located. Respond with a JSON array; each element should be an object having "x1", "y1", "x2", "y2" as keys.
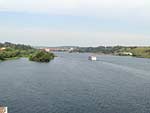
[{"x1": 0, "y1": 52, "x2": 150, "y2": 113}]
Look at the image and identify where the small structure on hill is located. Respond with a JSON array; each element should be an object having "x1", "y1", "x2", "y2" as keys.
[
  {"x1": 0, "y1": 47, "x2": 6, "y2": 51},
  {"x1": 118, "y1": 52, "x2": 133, "y2": 56}
]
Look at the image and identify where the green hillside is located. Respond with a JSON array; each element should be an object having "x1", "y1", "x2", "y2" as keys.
[{"x1": 73, "y1": 46, "x2": 150, "y2": 58}]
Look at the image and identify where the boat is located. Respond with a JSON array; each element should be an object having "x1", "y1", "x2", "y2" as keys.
[{"x1": 88, "y1": 56, "x2": 97, "y2": 61}]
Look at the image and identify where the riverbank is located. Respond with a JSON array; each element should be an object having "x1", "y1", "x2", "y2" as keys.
[{"x1": 71, "y1": 46, "x2": 150, "y2": 59}]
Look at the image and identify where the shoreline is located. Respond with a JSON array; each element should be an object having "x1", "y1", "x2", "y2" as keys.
[
  {"x1": 0, "y1": 52, "x2": 150, "y2": 62},
  {"x1": 95, "y1": 53, "x2": 150, "y2": 59}
]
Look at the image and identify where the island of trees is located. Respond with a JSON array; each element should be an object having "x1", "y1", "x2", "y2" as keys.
[
  {"x1": 0, "y1": 42, "x2": 55, "y2": 62},
  {"x1": 29, "y1": 51, "x2": 54, "y2": 62}
]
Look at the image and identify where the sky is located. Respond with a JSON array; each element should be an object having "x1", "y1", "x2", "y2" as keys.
[{"x1": 0, "y1": 0, "x2": 150, "y2": 46}]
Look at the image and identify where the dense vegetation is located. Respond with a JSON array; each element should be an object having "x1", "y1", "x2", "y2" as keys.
[
  {"x1": 0, "y1": 42, "x2": 150, "y2": 60},
  {"x1": 73, "y1": 46, "x2": 150, "y2": 58},
  {"x1": 118, "y1": 47, "x2": 150, "y2": 58},
  {"x1": 74, "y1": 46, "x2": 123, "y2": 54},
  {"x1": 0, "y1": 42, "x2": 33, "y2": 50},
  {"x1": 29, "y1": 51, "x2": 55, "y2": 62},
  {"x1": 0, "y1": 42, "x2": 55, "y2": 62}
]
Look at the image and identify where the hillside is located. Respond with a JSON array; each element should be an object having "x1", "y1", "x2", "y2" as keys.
[
  {"x1": 72, "y1": 46, "x2": 150, "y2": 58},
  {"x1": 119, "y1": 47, "x2": 150, "y2": 58}
]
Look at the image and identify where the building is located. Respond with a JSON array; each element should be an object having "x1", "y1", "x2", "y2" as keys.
[
  {"x1": 0, "y1": 47, "x2": 6, "y2": 51},
  {"x1": 68, "y1": 48, "x2": 74, "y2": 52},
  {"x1": 118, "y1": 52, "x2": 133, "y2": 56},
  {"x1": 44, "y1": 48, "x2": 51, "y2": 52},
  {"x1": 122, "y1": 52, "x2": 133, "y2": 56}
]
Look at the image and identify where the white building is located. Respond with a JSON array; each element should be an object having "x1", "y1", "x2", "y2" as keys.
[
  {"x1": 44, "y1": 48, "x2": 51, "y2": 52},
  {"x1": 122, "y1": 52, "x2": 133, "y2": 56},
  {"x1": 0, "y1": 47, "x2": 6, "y2": 51}
]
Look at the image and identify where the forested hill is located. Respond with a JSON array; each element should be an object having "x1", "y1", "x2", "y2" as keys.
[
  {"x1": 72, "y1": 46, "x2": 150, "y2": 58},
  {"x1": 0, "y1": 42, "x2": 33, "y2": 50}
]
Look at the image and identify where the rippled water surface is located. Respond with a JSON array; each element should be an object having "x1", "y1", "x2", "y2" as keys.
[{"x1": 0, "y1": 52, "x2": 150, "y2": 113}]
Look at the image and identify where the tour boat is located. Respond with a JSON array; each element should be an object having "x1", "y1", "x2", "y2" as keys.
[{"x1": 88, "y1": 56, "x2": 97, "y2": 61}]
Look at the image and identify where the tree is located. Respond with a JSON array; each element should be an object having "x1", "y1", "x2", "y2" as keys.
[{"x1": 29, "y1": 51, "x2": 54, "y2": 62}]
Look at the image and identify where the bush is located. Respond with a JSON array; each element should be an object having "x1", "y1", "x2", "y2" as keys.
[{"x1": 29, "y1": 51, "x2": 54, "y2": 62}]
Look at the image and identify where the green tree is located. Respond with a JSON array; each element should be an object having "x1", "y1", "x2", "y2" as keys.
[{"x1": 29, "y1": 51, "x2": 54, "y2": 62}]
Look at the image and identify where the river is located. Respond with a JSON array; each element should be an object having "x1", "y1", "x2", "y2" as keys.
[{"x1": 0, "y1": 52, "x2": 150, "y2": 113}]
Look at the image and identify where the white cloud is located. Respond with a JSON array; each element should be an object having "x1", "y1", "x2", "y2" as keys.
[
  {"x1": 0, "y1": 0, "x2": 149, "y2": 15},
  {"x1": 0, "y1": 0, "x2": 150, "y2": 46},
  {"x1": 0, "y1": 27, "x2": 149, "y2": 46},
  {"x1": 0, "y1": 0, "x2": 150, "y2": 25}
]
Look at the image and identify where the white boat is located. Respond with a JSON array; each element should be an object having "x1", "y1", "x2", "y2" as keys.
[{"x1": 88, "y1": 56, "x2": 97, "y2": 61}]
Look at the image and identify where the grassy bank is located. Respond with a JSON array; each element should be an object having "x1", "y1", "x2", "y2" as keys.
[
  {"x1": 72, "y1": 46, "x2": 150, "y2": 59},
  {"x1": 118, "y1": 47, "x2": 150, "y2": 58}
]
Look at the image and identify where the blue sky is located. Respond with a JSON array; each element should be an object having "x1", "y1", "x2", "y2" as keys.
[{"x1": 0, "y1": 0, "x2": 150, "y2": 46}]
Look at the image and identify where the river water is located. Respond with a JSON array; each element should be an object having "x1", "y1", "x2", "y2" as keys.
[{"x1": 0, "y1": 52, "x2": 150, "y2": 113}]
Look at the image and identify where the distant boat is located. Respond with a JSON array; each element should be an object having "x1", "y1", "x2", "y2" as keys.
[{"x1": 88, "y1": 56, "x2": 97, "y2": 61}]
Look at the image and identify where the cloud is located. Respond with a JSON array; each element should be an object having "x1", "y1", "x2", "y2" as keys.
[
  {"x1": 0, "y1": 27, "x2": 149, "y2": 46},
  {"x1": 0, "y1": 0, "x2": 150, "y2": 46},
  {"x1": 0, "y1": 0, "x2": 150, "y2": 25},
  {"x1": 0, "y1": 0, "x2": 149, "y2": 15}
]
